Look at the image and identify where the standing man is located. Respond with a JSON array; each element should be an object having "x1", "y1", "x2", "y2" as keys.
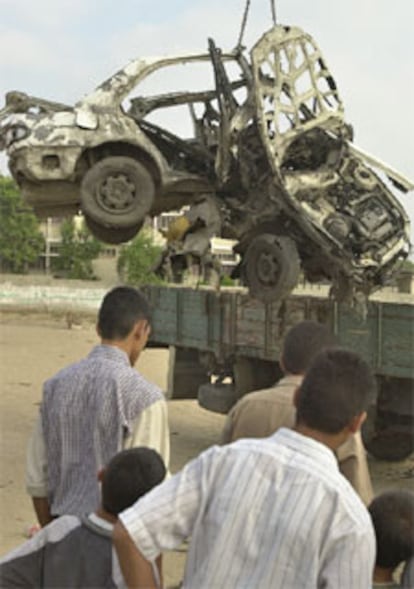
[
  {"x1": 221, "y1": 320, "x2": 373, "y2": 505},
  {"x1": 114, "y1": 348, "x2": 376, "y2": 589},
  {"x1": 26, "y1": 286, "x2": 169, "y2": 526}
]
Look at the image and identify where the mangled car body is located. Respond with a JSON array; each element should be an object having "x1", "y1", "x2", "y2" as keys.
[{"x1": 0, "y1": 25, "x2": 411, "y2": 301}]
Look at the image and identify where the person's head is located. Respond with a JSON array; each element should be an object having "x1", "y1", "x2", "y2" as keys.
[
  {"x1": 295, "y1": 347, "x2": 376, "y2": 436},
  {"x1": 281, "y1": 321, "x2": 336, "y2": 375},
  {"x1": 100, "y1": 447, "x2": 166, "y2": 517},
  {"x1": 369, "y1": 490, "x2": 414, "y2": 571},
  {"x1": 97, "y1": 286, "x2": 152, "y2": 364}
]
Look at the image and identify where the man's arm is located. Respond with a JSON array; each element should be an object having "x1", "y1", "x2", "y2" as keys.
[
  {"x1": 124, "y1": 400, "x2": 170, "y2": 470},
  {"x1": 26, "y1": 414, "x2": 52, "y2": 526},
  {"x1": 336, "y1": 432, "x2": 373, "y2": 506},
  {"x1": 32, "y1": 497, "x2": 53, "y2": 528},
  {"x1": 113, "y1": 520, "x2": 158, "y2": 589},
  {"x1": 221, "y1": 402, "x2": 240, "y2": 444}
]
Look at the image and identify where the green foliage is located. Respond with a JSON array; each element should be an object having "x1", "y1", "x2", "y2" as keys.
[
  {"x1": 220, "y1": 273, "x2": 238, "y2": 286},
  {"x1": 117, "y1": 229, "x2": 164, "y2": 285},
  {"x1": 401, "y1": 258, "x2": 414, "y2": 273},
  {"x1": 0, "y1": 176, "x2": 45, "y2": 273},
  {"x1": 51, "y1": 218, "x2": 102, "y2": 279}
]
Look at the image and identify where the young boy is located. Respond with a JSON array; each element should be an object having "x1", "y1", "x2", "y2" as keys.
[
  {"x1": 369, "y1": 489, "x2": 414, "y2": 588},
  {"x1": 0, "y1": 447, "x2": 166, "y2": 588}
]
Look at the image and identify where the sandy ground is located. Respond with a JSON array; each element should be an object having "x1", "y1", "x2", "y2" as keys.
[{"x1": 0, "y1": 310, "x2": 413, "y2": 587}]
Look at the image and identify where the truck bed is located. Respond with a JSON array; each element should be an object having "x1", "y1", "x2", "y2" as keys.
[{"x1": 144, "y1": 285, "x2": 414, "y2": 381}]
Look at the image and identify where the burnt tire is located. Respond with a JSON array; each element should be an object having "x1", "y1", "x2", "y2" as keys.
[
  {"x1": 80, "y1": 156, "x2": 155, "y2": 228},
  {"x1": 84, "y1": 215, "x2": 142, "y2": 245},
  {"x1": 241, "y1": 234, "x2": 300, "y2": 303}
]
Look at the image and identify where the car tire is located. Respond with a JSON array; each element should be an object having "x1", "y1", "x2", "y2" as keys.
[
  {"x1": 80, "y1": 156, "x2": 155, "y2": 228},
  {"x1": 84, "y1": 214, "x2": 142, "y2": 245},
  {"x1": 241, "y1": 234, "x2": 300, "y2": 303}
]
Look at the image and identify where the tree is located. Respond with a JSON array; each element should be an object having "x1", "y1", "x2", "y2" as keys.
[
  {"x1": 117, "y1": 229, "x2": 164, "y2": 285},
  {"x1": 51, "y1": 217, "x2": 102, "y2": 280},
  {"x1": 0, "y1": 176, "x2": 45, "y2": 273},
  {"x1": 401, "y1": 258, "x2": 414, "y2": 273}
]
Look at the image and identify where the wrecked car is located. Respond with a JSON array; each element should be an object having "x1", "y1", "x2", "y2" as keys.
[{"x1": 0, "y1": 25, "x2": 411, "y2": 301}]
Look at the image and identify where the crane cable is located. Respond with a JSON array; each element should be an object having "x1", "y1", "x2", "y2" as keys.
[
  {"x1": 236, "y1": 0, "x2": 277, "y2": 49},
  {"x1": 270, "y1": 0, "x2": 277, "y2": 26},
  {"x1": 236, "y1": 0, "x2": 251, "y2": 49}
]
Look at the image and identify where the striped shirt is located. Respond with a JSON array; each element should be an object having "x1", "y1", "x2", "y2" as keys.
[
  {"x1": 120, "y1": 428, "x2": 375, "y2": 589},
  {"x1": 29, "y1": 344, "x2": 168, "y2": 517},
  {"x1": 222, "y1": 374, "x2": 374, "y2": 505}
]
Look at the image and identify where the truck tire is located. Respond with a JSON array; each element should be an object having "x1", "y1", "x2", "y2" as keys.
[
  {"x1": 198, "y1": 382, "x2": 240, "y2": 414},
  {"x1": 167, "y1": 347, "x2": 209, "y2": 400},
  {"x1": 241, "y1": 234, "x2": 300, "y2": 303},
  {"x1": 362, "y1": 406, "x2": 414, "y2": 461},
  {"x1": 80, "y1": 156, "x2": 155, "y2": 228}
]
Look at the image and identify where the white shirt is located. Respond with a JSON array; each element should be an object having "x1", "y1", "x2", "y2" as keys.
[{"x1": 120, "y1": 428, "x2": 375, "y2": 589}]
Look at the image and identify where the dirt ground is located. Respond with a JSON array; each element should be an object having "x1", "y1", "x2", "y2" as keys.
[{"x1": 0, "y1": 311, "x2": 413, "y2": 587}]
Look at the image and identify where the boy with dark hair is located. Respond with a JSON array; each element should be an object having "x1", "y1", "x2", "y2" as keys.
[
  {"x1": 98, "y1": 286, "x2": 152, "y2": 341},
  {"x1": 222, "y1": 320, "x2": 373, "y2": 504},
  {"x1": 0, "y1": 448, "x2": 166, "y2": 587},
  {"x1": 114, "y1": 348, "x2": 376, "y2": 589},
  {"x1": 26, "y1": 286, "x2": 169, "y2": 526},
  {"x1": 368, "y1": 489, "x2": 414, "y2": 588}
]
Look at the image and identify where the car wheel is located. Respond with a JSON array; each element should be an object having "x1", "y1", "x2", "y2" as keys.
[
  {"x1": 241, "y1": 234, "x2": 300, "y2": 303},
  {"x1": 80, "y1": 156, "x2": 155, "y2": 228},
  {"x1": 84, "y1": 214, "x2": 142, "y2": 245}
]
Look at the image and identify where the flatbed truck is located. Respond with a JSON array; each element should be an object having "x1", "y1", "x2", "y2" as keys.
[{"x1": 143, "y1": 284, "x2": 414, "y2": 461}]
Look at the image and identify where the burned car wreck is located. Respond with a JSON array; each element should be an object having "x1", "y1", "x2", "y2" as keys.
[{"x1": 0, "y1": 25, "x2": 411, "y2": 302}]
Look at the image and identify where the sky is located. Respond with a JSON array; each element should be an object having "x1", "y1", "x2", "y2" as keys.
[{"x1": 0, "y1": 0, "x2": 413, "y2": 241}]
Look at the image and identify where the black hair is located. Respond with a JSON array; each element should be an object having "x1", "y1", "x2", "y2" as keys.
[
  {"x1": 282, "y1": 321, "x2": 336, "y2": 375},
  {"x1": 369, "y1": 489, "x2": 414, "y2": 569},
  {"x1": 97, "y1": 286, "x2": 152, "y2": 340},
  {"x1": 101, "y1": 447, "x2": 166, "y2": 516},
  {"x1": 296, "y1": 347, "x2": 376, "y2": 433}
]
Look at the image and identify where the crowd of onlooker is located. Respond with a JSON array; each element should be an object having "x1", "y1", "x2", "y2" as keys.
[{"x1": 0, "y1": 286, "x2": 413, "y2": 588}]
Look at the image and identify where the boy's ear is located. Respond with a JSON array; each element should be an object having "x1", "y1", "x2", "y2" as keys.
[
  {"x1": 97, "y1": 468, "x2": 105, "y2": 483},
  {"x1": 348, "y1": 411, "x2": 367, "y2": 434},
  {"x1": 133, "y1": 319, "x2": 150, "y2": 341}
]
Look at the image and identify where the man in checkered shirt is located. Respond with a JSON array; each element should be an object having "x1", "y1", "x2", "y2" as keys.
[{"x1": 26, "y1": 286, "x2": 170, "y2": 526}]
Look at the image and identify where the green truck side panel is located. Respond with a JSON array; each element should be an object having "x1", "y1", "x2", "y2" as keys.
[{"x1": 145, "y1": 286, "x2": 413, "y2": 381}]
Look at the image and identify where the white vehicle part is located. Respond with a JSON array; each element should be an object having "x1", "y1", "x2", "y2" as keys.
[{"x1": 347, "y1": 143, "x2": 414, "y2": 193}]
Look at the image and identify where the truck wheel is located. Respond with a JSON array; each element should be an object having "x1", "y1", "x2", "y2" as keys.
[
  {"x1": 167, "y1": 347, "x2": 209, "y2": 400},
  {"x1": 234, "y1": 357, "x2": 282, "y2": 397},
  {"x1": 362, "y1": 406, "x2": 414, "y2": 461},
  {"x1": 241, "y1": 234, "x2": 300, "y2": 303},
  {"x1": 198, "y1": 382, "x2": 240, "y2": 414},
  {"x1": 84, "y1": 214, "x2": 142, "y2": 244},
  {"x1": 81, "y1": 156, "x2": 155, "y2": 229}
]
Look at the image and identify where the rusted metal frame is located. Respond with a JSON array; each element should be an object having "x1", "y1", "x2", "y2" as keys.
[{"x1": 128, "y1": 80, "x2": 246, "y2": 119}]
